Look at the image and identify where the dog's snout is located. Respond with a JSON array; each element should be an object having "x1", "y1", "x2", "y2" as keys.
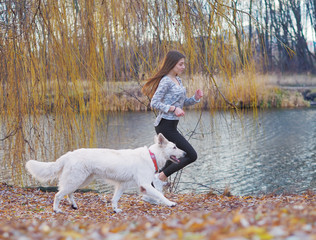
[{"x1": 180, "y1": 150, "x2": 186, "y2": 157}]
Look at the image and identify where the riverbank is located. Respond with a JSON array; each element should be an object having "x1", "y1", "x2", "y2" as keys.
[
  {"x1": 0, "y1": 183, "x2": 315, "y2": 239},
  {"x1": 2, "y1": 74, "x2": 313, "y2": 114},
  {"x1": 85, "y1": 74, "x2": 315, "y2": 111}
]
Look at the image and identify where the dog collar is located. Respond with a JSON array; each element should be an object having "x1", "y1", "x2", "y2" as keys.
[{"x1": 149, "y1": 150, "x2": 159, "y2": 173}]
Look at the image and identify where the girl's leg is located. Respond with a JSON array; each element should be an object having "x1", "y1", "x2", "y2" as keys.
[{"x1": 155, "y1": 119, "x2": 197, "y2": 177}]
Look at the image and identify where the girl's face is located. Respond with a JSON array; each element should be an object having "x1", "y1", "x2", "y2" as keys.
[{"x1": 171, "y1": 58, "x2": 185, "y2": 75}]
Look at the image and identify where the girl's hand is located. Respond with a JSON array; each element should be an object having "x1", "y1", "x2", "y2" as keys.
[
  {"x1": 175, "y1": 107, "x2": 185, "y2": 117},
  {"x1": 195, "y1": 89, "x2": 203, "y2": 100}
]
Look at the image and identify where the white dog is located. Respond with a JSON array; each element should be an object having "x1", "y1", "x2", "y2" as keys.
[{"x1": 26, "y1": 133, "x2": 185, "y2": 213}]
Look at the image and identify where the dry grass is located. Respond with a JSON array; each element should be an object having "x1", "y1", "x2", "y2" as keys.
[
  {"x1": 265, "y1": 73, "x2": 316, "y2": 87},
  {"x1": 90, "y1": 72, "x2": 310, "y2": 113},
  {"x1": 179, "y1": 73, "x2": 310, "y2": 110},
  {"x1": 38, "y1": 71, "x2": 313, "y2": 113},
  {"x1": 80, "y1": 72, "x2": 311, "y2": 111}
]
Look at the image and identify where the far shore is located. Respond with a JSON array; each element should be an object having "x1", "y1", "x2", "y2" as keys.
[
  {"x1": 106, "y1": 73, "x2": 316, "y2": 111},
  {"x1": 39, "y1": 73, "x2": 316, "y2": 112}
]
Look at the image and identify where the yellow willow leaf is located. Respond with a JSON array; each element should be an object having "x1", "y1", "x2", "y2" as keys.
[
  {"x1": 60, "y1": 231, "x2": 83, "y2": 239},
  {"x1": 243, "y1": 226, "x2": 272, "y2": 238},
  {"x1": 187, "y1": 221, "x2": 206, "y2": 232},
  {"x1": 232, "y1": 214, "x2": 245, "y2": 224},
  {"x1": 110, "y1": 224, "x2": 129, "y2": 233},
  {"x1": 257, "y1": 233, "x2": 274, "y2": 240},
  {"x1": 177, "y1": 229, "x2": 183, "y2": 239}
]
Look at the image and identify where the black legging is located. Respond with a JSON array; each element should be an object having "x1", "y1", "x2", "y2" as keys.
[{"x1": 155, "y1": 119, "x2": 197, "y2": 177}]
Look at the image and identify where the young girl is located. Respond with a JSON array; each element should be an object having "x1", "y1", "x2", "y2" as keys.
[{"x1": 142, "y1": 50, "x2": 203, "y2": 192}]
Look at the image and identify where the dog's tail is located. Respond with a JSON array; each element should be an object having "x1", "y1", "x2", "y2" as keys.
[{"x1": 25, "y1": 152, "x2": 70, "y2": 183}]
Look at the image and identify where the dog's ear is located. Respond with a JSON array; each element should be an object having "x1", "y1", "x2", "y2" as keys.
[{"x1": 156, "y1": 133, "x2": 167, "y2": 146}]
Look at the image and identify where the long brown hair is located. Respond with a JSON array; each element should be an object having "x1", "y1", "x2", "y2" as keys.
[{"x1": 142, "y1": 50, "x2": 185, "y2": 98}]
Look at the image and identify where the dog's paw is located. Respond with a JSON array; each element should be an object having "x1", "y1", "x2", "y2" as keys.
[
  {"x1": 71, "y1": 204, "x2": 78, "y2": 210},
  {"x1": 167, "y1": 201, "x2": 177, "y2": 207},
  {"x1": 113, "y1": 208, "x2": 122, "y2": 213},
  {"x1": 53, "y1": 209, "x2": 63, "y2": 214}
]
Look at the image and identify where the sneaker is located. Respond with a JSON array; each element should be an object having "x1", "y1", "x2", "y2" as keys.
[{"x1": 152, "y1": 173, "x2": 168, "y2": 192}]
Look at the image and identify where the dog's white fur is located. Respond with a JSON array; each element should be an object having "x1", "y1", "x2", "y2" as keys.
[{"x1": 26, "y1": 133, "x2": 185, "y2": 213}]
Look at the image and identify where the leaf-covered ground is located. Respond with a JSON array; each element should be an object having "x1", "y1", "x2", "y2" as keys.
[{"x1": 0, "y1": 183, "x2": 315, "y2": 240}]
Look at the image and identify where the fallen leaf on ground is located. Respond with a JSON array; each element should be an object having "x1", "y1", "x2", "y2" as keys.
[{"x1": 0, "y1": 183, "x2": 315, "y2": 239}]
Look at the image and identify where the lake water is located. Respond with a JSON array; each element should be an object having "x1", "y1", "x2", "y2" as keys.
[
  {"x1": 94, "y1": 108, "x2": 316, "y2": 196},
  {"x1": 1, "y1": 108, "x2": 316, "y2": 196}
]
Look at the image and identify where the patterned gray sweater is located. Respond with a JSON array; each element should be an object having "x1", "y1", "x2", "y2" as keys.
[{"x1": 150, "y1": 76, "x2": 200, "y2": 126}]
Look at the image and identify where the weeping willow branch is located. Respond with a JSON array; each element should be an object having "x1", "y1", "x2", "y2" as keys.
[
  {"x1": 0, "y1": 128, "x2": 18, "y2": 141},
  {"x1": 118, "y1": 87, "x2": 149, "y2": 109},
  {"x1": 1, "y1": 0, "x2": 276, "y2": 186}
]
